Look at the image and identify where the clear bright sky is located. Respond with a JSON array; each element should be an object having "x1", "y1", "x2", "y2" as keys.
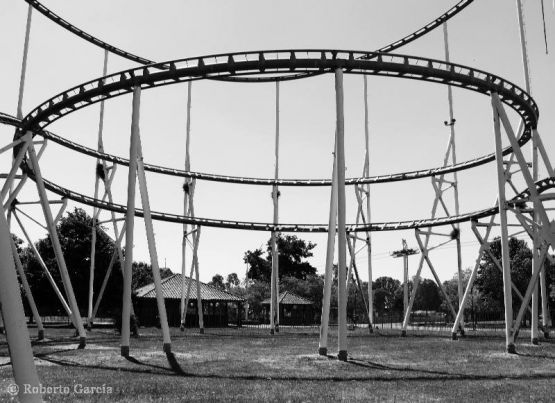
[{"x1": 1, "y1": 0, "x2": 554, "y2": 285}]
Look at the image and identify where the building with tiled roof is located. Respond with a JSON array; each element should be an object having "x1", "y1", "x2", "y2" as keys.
[
  {"x1": 261, "y1": 291, "x2": 315, "y2": 326},
  {"x1": 135, "y1": 273, "x2": 245, "y2": 327},
  {"x1": 262, "y1": 291, "x2": 313, "y2": 306}
]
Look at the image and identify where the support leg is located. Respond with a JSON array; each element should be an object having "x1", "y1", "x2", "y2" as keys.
[
  {"x1": 318, "y1": 145, "x2": 337, "y2": 356},
  {"x1": 491, "y1": 94, "x2": 516, "y2": 354},
  {"x1": 335, "y1": 68, "x2": 348, "y2": 361},
  {"x1": 0, "y1": 204, "x2": 41, "y2": 401},
  {"x1": 27, "y1": 143, "x2": 86, "y2": 348},
  {"x1": 121, "y1": 87, "x2": 141, "y2": 357}
]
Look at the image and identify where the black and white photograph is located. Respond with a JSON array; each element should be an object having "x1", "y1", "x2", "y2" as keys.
[{"x1": 1, "y1": 1, "x2": 555, "y2": 401}]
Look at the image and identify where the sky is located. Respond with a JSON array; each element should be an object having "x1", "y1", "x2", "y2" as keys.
[{"x1": 1, "y1": 0, "x2": 554, "y2": 286}]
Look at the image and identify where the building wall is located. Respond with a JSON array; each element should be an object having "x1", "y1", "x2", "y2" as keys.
[{"x1": 136, "y1": 298, "x2": 231, "y2": 327}]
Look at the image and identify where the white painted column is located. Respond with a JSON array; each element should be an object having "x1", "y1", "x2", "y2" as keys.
[
  {"x1": 362, "y1": 76, "x2": 373, "y2": 329},
  {"x1": 180, "y1": 81, "x2": 192, "y2": 329},
  {"x1": 270, "y1": 81, "x2": 280, "y2": 334},
  {"x1": 0, "y1": 208, "x2": 41, "y2": 402},
  {"x1": 318, "y1": 142, "x2": 337, "y2": 355},
  {"x1": 16, "y1": 4, "x2": 32, "y2": 120},
  {"x1": 335, "y1": 68, "x2": 348, "y2": 361},
  {"x1": 121, "y1": 86, "x2": 141, "y2": 357},
  {"x1": 192, "y1": 226, "x2": 204, "y2": 333},
  {"x1": 491, "y1": 94, "x2": 516, "y2": 354},
  {"x1": 13, "y1": 211, "x2": 73, "y2": 319},
  {"x1": 515, "y1": 0, "x2": 541, "y2": 345},
  {"x1": 403, "y1": 254, "x2": 409, "y2": 315},
  {"x1": 88, "y1": 50, "x2": 110, "y2": 329},
  {"x1": 136, "y1": 134, "x2": 172, "y2": 352},
  {"x1": 443, "y1": 22, "x2": 464, "y2": 333},
  {"x1": 91, "y1": 224, "x2": 126, "y2": 322},
  {"x1": 27, "y1": 143, "x2": 86, "y2": 347},
  {"x1": 10, "y1": 235, "x2": 44, "y2": 340}
]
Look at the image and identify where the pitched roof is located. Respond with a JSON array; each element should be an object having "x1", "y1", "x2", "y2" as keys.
[
  {"x1": 262, "y1": 291, "x2": 313, "y2": 305},
  {"x1": 135, "y1": 274, "x2": 244, "y2": 302}
]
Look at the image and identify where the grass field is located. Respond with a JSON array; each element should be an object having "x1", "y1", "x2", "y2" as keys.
[{"x1": 1, "y1": 326, "x2": 554, "y2": 402}]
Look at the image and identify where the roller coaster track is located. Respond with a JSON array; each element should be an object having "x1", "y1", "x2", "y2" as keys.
[
  {"x1": 23, "y1": 0, "x2": 474, "y2": 83},
  {"x1": 17, "y1": 50, "x2": 537, "y2": 138},
  {"x1": 3, "y1": 1, "x2": 484, "y2": 187},
  {"x1": 0, "y1": 109, "x2": 531, "y2": 186},
  {"x1": 5, "y1": 1, "x2": 549, "y2": 233},
  {"x1": 17, "y1": 162, "x2": 554, "y2": 232},
  {"x1": 9, "y1": 49, "x2": 547, "y2": 232}
]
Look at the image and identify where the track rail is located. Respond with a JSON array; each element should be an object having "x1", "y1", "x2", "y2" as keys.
[
  {"x1": 17, "y1": 50, "x2": 538, "y2": 135},
  {"x1": 24, "y1": 0, "x2": 474, "y2": 83},
  {"x1": 17, "y1": 161, "x2": 553, "y2": 232},
  {"x1": 0, "y1": 110, "x2": 528, "y2": 186}
]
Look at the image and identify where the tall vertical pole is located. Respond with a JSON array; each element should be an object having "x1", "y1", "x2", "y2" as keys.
[
  {"x1": 91, "y1": 225, "x2": 126, "y2": 321},
  {"x1": 180, "y1": 81, "x2": 192, "y2": 329},
  {"x1": 270, "y1": 81, "x2": 280, "y2": 334},
  {"x1": 136, "y1": 134, "x2": 172, "y2": 352},
  {"x1": 13, "y1": 211, "x2": 73, "y2": 318},
  {"x1": 192, "y1": 226, "x2": 204, "y2": 333},
  {"x1": 403, "y1": 255, "x2": 409, "y2": 314},
  {"x1": 88, "y1": 50, "x2": 109, "y2": 329},
  {"x1": 27, "y1": 143, "x2": 86, "y2": 347},
  {"x1": 87, "y1": 178, "x2": 99, "y2": 329},
  {"x1": 16, "y1": 4, "x2": 32, "y2": 120},
  {"x1": 0, "y1": 208, "x2": 41, "y2": 402},
  {"x1": 318, "y1": 142, "x2": 337, "y2": 355},
  {"x1": 10, "y1": 236, "x2": 44, "y2": 340},
  {"x1": 335, "y1": 68, "x2": 348, "y2": 361},
  {"x1": 491, "y1": 95, "x2": 516, "y2": 354},
  {"x1": 443, "y1": 22, "x2": 464, "y2": 330},
  {"x1": 121, "y1": 86, "x2": 141, "y2": 357},
  {"x1": 362, "y1": 76, "x2": 373, "y2": 329},
  {"x1": 516, "y1": 0, "x2": 543, "y2": 343}
]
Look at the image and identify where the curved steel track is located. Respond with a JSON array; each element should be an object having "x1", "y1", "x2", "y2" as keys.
[
  {"x1": 23, "y1": 0, "x2": 474, "y2": 83},
  {"x1": 17, "y1": 50, "x2": 538, "y2": 133},
  {"x1": 4, "y1": 0, "x2": 549, "y2": 232},
  {"x1": 11, "y1": 49, "x2": 544, "y2": 232},
  {"x1": 5, "y1": 1, "x2": 493, "y2": 187},
  {"x1": 0, "y1": 110, "x2": 525, "y2": 186},
  {"x1": 17, "y1": 162, "x2": 555, "y2": 232}
]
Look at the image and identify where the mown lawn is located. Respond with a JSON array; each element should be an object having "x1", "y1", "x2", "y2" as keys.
[{"x1": 0, "y1": 326, "x2": 554, "y2": 402}]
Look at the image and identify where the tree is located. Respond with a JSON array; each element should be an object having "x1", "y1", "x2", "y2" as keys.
[
  {"x1": 226, "y1": 273, "x2": 240, "y2": 290},
  {"x1": 281, "y1": 274, "x2": 324, "y2": 321},
  {"x1": 372, "y1": 276, "x2": 401, "y2": 314},
  {"x1": 243, "y1": 235, "x2": 317, "y2": 282},
  {"x1": 475, "y1": 237, "x2": 533, "y2": 312},
  {"x1": 20, "y1": 208, "x2": 172, "y2": 318},
  {"x1": 22, "y1": 208, "x2": 121, "y2": 316},
  {"x1": 209, "y1": 274, "x2": 226, "y2": 291},
  {"x1": 243, "y1": 248, "x2": 270, "y2": 282},
  {"x1": 245, "y1": 280, "x2": 270, "y2": 321},
  {"x1": 414, "y1": 278, "x2": 442, "y2": 311},
  {"x1": 132, "y1": 261, "x2": 173, "y2": 291},
  {"x1": 373, "y1": 276, "x2": 401, "y2": 295}
]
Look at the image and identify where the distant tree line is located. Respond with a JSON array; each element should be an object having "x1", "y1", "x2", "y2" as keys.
[
  {"x1": 10, "y1": 209, "x2": 555, "y2": 327},
  {"x1": 213, "y1": 235, "x2": 555, "y2": 324}
]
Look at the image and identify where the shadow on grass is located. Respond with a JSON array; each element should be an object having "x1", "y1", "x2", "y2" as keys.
[
  {"x1": 123, "y1": 353, "x2": 185, "y2": 374},
  {"x1": 28, "y1": 350, "x2": 555, "y2": 384}
]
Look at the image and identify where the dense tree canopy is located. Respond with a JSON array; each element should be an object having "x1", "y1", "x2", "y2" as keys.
[
  {"x1": 475, "y1": 237, "x2": 554, "y2": 312},
  {"x1": 209, "y1": 274, "x2": 225, "y2": 291},
  {"x1": 413, "y1": 278, "x2": 442, "y2": 311},
  {"x1": 21, "y1": 208, "x2": 121, "y2": 316},
  {"x1": 243, "y1": 235, "x2": 317, "y2": 282},
  {"x1": 19, "y1": 208, "x2": 172, "y2": 318}
]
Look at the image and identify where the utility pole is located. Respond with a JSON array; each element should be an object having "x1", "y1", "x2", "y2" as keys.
[{"x1": 391, "y1": 239, "x2": 419, "y2": 315}]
